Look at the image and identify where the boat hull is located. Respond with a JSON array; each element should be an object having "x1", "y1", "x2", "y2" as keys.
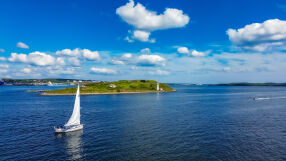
[{"x1": 54, "y1": 124, "x2": 83, "y2": 133}]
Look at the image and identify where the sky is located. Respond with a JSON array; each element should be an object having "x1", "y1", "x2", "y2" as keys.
[{"x1": 1, "y1": 0, "x2": 286, "y2": 83}]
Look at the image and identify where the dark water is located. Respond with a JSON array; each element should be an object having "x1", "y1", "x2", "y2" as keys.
[{"x1": 1, "y1": 85, "x2": 286, "y2": 161}]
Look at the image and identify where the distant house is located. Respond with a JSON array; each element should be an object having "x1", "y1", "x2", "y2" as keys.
[{"x1": 108, "y1": 84, "x2": 116, "y2": 88}]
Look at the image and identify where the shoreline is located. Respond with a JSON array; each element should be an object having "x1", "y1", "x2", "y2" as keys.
[{"x1": 41, "y1": 90, "x2": 177, "y2": 96}]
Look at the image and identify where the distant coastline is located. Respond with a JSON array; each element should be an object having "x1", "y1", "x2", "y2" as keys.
[
  {"x1": 170, "y1": 83, "x2": 286, "y2": 86},
  {"x1": 208, "y1": 83, "x2": 286, "y2": 86},
  {"x1": 0, "y1": 78, "x2": 97, "y2": 86}
]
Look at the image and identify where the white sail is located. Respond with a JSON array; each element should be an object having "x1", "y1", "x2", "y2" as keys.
[
  {"x1": 65, "y1": 85, "x2": 80, "y2": 126},
  {"x1": 157, "y1": 82, "x2": 159, "y2": 91}
]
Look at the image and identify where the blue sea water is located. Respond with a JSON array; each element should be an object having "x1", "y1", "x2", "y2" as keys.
[{"x1": 1, "y1": 85, "x2": 286, "y2": 160}]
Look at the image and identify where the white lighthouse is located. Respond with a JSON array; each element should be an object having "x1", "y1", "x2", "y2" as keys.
[{"x1": 156, "y1": 82, "x2": 159, "y2": 91}]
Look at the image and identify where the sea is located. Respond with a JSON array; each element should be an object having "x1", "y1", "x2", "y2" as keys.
[{"x1": 1, "y1": 85, "x2": 286, "y2": 161}]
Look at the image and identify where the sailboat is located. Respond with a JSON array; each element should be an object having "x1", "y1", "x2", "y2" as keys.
[{"x1": 54, "y1": 84, "x2": 83, "y2": 133}]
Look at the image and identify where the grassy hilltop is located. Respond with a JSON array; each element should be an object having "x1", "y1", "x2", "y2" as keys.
[{"x1": 43, "y1": 80, "x2": 175, "y2": 95}]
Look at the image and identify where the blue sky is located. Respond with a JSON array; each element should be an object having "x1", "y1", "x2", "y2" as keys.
[{"x1": 1, "y1": 0, "x2": 286, "y2": 83}]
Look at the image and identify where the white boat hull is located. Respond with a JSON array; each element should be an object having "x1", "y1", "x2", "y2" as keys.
[{"x1": 54, "y1": 124, "x2": 83, "y2": 133}]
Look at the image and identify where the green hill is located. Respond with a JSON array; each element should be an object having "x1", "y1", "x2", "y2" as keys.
[{"x1": 43, "y1": 80, "x2": 175, "y2": 95}]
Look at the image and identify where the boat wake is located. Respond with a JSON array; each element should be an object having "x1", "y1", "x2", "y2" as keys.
[
  {"x1": 253, "y1": 96, "x2": 286, "y2": 101},
  {"x1": 253, "y1": 97, "x2": 270, "y2": 101}
]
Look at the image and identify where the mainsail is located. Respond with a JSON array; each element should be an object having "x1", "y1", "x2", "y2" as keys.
[{"x1": 65, "y1": 85, "x2": 80, "y2": 126}]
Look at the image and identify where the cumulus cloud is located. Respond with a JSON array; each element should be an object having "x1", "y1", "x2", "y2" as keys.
[
  {"x1": 121, "y1": 53, "x2": 132, "y2": 60},
  {"x1": 90, "y1": 67, "x2": 117, "y2": 74},
  {"x1": 16, "y1": 42, "x2": 29, "y2": 49},
  {"x1": 111, "y1": 49, "x2": 165, "y2": 67},
  {"x1": 56, "y1": 57, "x2": 66, "y2": 66},
  {"x1": 191, "y1": 50, "x2": 206, "y2": 57},
  {"x1": 126, "y1": 30, "x2": 155, "y2": 43},
  {"x1": 47, "y1": 67, "x2": 76, "y2": 75},
  {"x1": 82, "y1": 49, "x2": 100, "y2": 61},
  {"x1": 68, "y1": 57, "x2": 81, "y2": 66},
  {"x1": 110, "y1": 59, "x2": 125, "y2": 65},
  {"x1": 8, "y1": 52, "x2": 56, "y2": 66},
  {"x1": 137, "y1": 54, "x2": 166, "y2": 66},
  {"x1": 116, "y1": 0, "x2": 189, "y2": 31},
  {"x1": 177, "y1": 47, "x2": 208, "y2": 57},
  {"x1": 177, "y1": 47, "x2": 189, "y2": 54},
  {"x1": 56, "y1": 48, "x2": 100, "y2": 61},
  {"x1": 22, "y1": 68, "x2": 31, "y2": 74},
  {"x1": 0, "y1": 49, "x2": 5, "y2": 53},
  {"x1": 56, "y1": 48, "x2": 81, "y2": 57},
  {"x1": 8, "y1": 53, "x2": 27, "y2": 63},
  {"x1": 227, "y1": 19, "x2": 286, "y2": 51},
  {"x1": 149, "y1": 69, "x2": 170, "y2": 75},
  {"x1": 116, "y1": 0, "x2": 189, "y2": 42},
  {"x1": 0, "y1": 57, "x2": 6, "y2": 61}
]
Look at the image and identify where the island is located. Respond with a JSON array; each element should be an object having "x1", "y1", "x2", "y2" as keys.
[{"x1": 42, "y1": 80, "x2": 176, "y2": 95}]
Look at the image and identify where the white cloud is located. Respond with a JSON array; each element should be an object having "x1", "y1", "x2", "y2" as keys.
[
  {"x1": 47, "y1": 67, "x2": 76, "y2": 75},
  {"x1": 0, "y1": 64, "x2": 9, "y2": 68},
  {"x1": 0, "y1": 49, "x2": 5, "y2": 53},
  {"x1": 56, "y1": 57, "x2": 66, "y2": 66},
  {"x1": 191, "y1": 50, "x2": 205, "y2": 57},
  {"x1": 8, "y1": 52, "x2": 56, "y2": 66},
  {"x1": 9, "y1": 53, "x2": 27, "y2": 63},
  {"x1": 90, "y1": 67, "x2": 117, "y2": 74},
  {"x1": 61, "y1": 68, "x2": 75, "y2": 75},
  {"x1": 16, "y1": 42, "x2": 29, "y2": 49},
  {"x1": 0, "y1": 57, "x2": 6, "y2": 61},
  {"x1": 137, "y1": 54, "x2": 166, "y2": 66},
  {"x1": 111, "y1": 59, "x2": 125, "y2": 65},
  {"x1": 110, "y1": 53, "x2": 133, "y2": 65},
  {"x1": 56, "y1": 48, "x2": 81, "y2": 57},
  {"x1": 227, "y1": 19, "x2": 286, "y2": 51},
  {"x1": 121, "y1": 53, "x2": 132, "y2": 59},
  {"x1": 111, "y1": 50, "x2": 165, "y2": 67},
  {"x1": 177, "y1": 47, "x2": 189, "y2": 54},
  {"x1": 116, "y1": 0, "x2": 189, "y2": 42},
  {"x1": 140, "y1": 48, "x2": 151, "y2": 54},
  {"x1": 127, "y1": 30, "x2": 155, "y2": 43},
  {"x1": 22, "y1": 68, "x2": 31, "y2": 74},
  {"x1": 149, "y1": 69, "x2": 170, "y2": 75},
  {"x1": 116, "y1": 0, "x2": 189, "y2": 31},
  {"x1": 82, "y1": 49, "x2": 100, "y2": 61},
  {"x1": 68, "y1": 57, "x2": 80, "y2": 66},
  {"x1": 56, "y1": 48, "x2": 100, "y2": 61},
  {"x1": 177, "y1": 47, "x2": 207, "y2": 57}
]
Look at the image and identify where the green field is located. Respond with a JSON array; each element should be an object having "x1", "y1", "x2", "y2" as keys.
[{"x1": 43, "y1": 80, "x2": 175, "y2": 95}]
